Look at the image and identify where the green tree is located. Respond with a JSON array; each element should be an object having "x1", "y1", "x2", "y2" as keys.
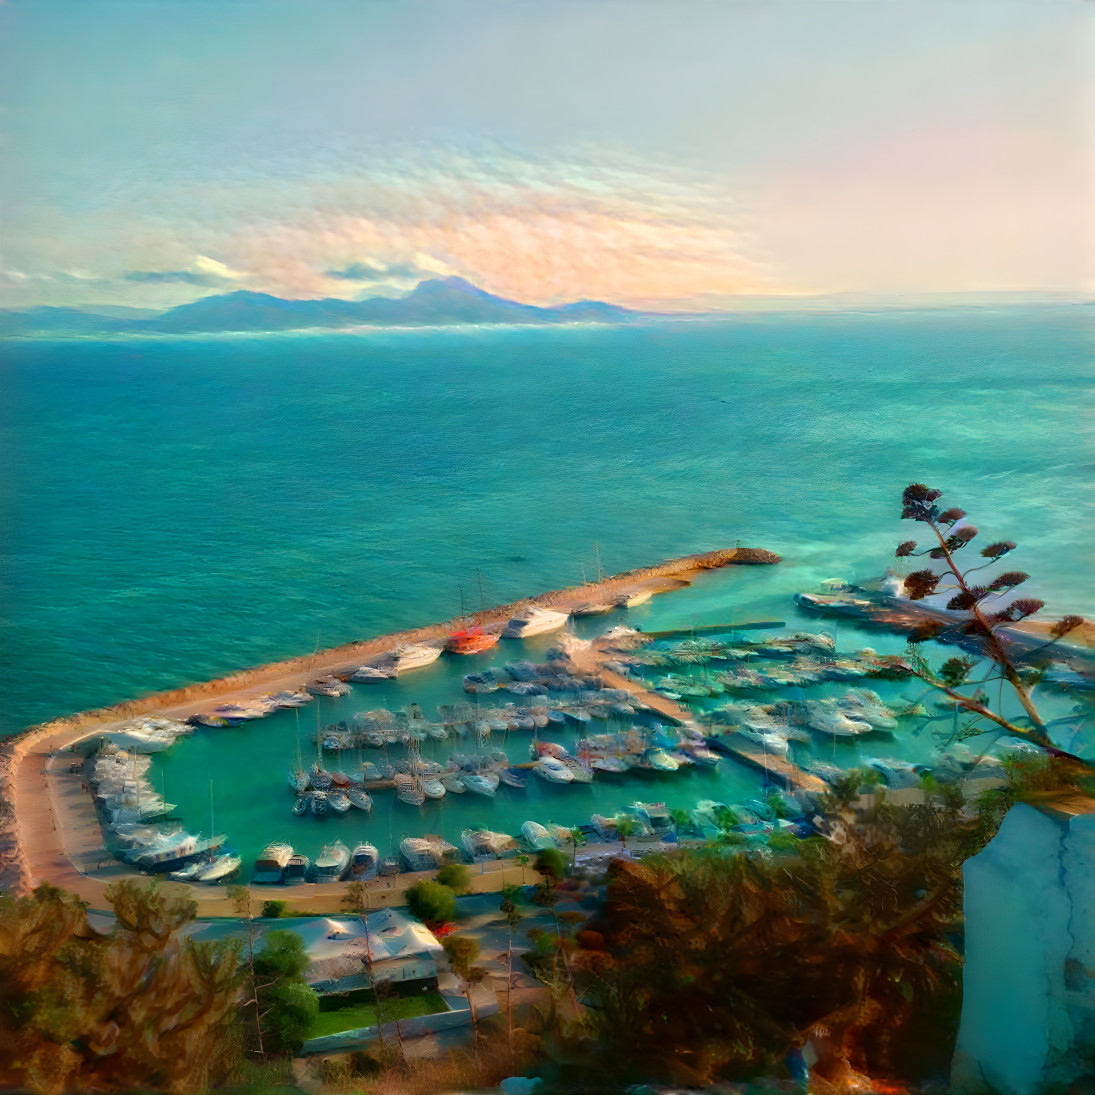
[
  {"x1": 500, "y1": 889, "x2": 524, "y2": 1069},
  {"x1": 405, "y1": 879, "x2": 456, "y2": 927},
  {"x1": 341, "y1": 880, "x2": 367, "y2": 915},
  {"x1": 0, "y1": 881, "x2": 242, "y2": 1094},
  {"x1": 437, "y1": 862, "x2": 472, "y2": 895},
  {"x1": 895, "y1": 483, "x2": 1085, "y2": 754},
  {"x1": 534, "y1": 847, "x2": 567, "y2": 880},
  {"x1": 614, "y1": 815, "x2": 639, "y2": 851},
  {"x1": 576, "y1": 805, "x2": 967, "y2": 1089},
  {"x1": 669, "y1": 807, "x2": 692, "y2": 836},
  {"x1": 442, "y1": 935, "x2": 483, "y2": 1053},
  {"x1": 250, "y1": 930, "x2": 319, "y2": 1057},
  {"x1": 568, "y1": 826, "x2": 587, "y2": 870},
  {"x1": 261, "y1": 899, "x2": 287, "y2": 919},
  {"x1": 227, "y1": 884, "x2": 266, "y2": 1059}
]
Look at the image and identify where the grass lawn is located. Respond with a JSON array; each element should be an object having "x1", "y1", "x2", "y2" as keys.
[{"x1": 308, "y1": 993, "x2": 449, "y2": 1039}]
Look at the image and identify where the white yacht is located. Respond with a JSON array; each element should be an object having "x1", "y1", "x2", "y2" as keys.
[
  {"x1": 377, "y1": 643, "x2": 443, "y2": 675},
  {"x1": 521, "y1": 821, "x2": 556, "y2": 851},
  {"x1": 193, "y1": 853, "x2": 241, "y2": 883},
  {"x1": 534, "y1": 756, "x2": 575, "y2": 784},
  {"x1": 501, "y1": 605, "x2": 570, "y2": 639},
  {"x1": 461, "y1": 770, "x2": 500, "y2": 796},
  {"x1": 253, "y1": 841, "x2": 294, "y2": 883}
]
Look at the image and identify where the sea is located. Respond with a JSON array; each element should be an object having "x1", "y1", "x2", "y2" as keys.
[{"x1": 3, "y1": 306, "x2": 1092, "y2": 875}]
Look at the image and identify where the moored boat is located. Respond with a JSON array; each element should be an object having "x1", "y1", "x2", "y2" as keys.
[
  {"x1": 348, "y1": 841, "x2": 379, "y2": 880},
  {"x1": 400, "y1": 836, "x2": 437, "y2": 872},
  {"x1": 614, "y1": 589, "x2": 652, "y2": 608},
  {"x1": 310, "y1": 791, "x2": 329, "y2": 817},
  {"x1": 534, "y1": 756, "x2": 575, "y2": 784},
  {"x1": 284, "y1": 853, "x2": 310, "y2": 885},
  {"x1": 570, "y1": 601, "x2": 615, "y2": 617},
  {"x1": 292, "y1": 795, "x2": 309, "y2": 817},
  {"x1": 307, "y1": 676, "x2": 352, "y2": 697},
  {"x1": 521, "y1": 821, "x2": 556, "y2": 851},
  {"x1": 445, "y1": 624, "x2": 499, "y2": 655},
  {"x1": 310, "y1": 840, "x2": 351, "y2": 881},
  {"x1": 422, "y1": 777, "x2": 447, "y2": 800},
  {"x1": 328, "y1": 790, "x2": 352, "y2": 814},
  {"x1": 350, "y1": 665, "x2": 395, "y2": 683},
  {"x1": 377, "y1": 643, "x2": 444, "y2": 674},
  {"x1": 461, "y1": 770, "x2": 500, "y2": 796},
  {"x1": 501, "y1": 605, "x2": 570, "y2": 639},
  {"x1": 193, "y1": 852, "x2": 241, "y2": 883},
  {"x1": 440, "y1": 771, "x2": 467, "y2": 794},
  {"x1": 253, "y1": 841, "x2": 294, "y2": 884},
  {"x1": 347, "y1": 789, "x2": 374, "y2": 812}
]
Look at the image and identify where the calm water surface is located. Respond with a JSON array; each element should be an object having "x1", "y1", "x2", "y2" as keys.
[{"x1": 4, "y1": 309, "x2": 1092, "y2": 870}]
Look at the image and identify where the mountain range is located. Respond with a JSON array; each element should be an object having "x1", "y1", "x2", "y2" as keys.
[{"x1": 0, "y1": 277, "x2": 642, "y2": 337}]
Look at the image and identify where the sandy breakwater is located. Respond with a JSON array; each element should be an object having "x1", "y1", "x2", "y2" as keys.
[{"x1": 0, "y1": 545, "x2": 779, "y2": 901}]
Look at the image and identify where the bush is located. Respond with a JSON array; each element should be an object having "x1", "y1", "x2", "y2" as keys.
[
  {"x1": 405, "y1": 880, "x2": 456, "y2": 926},
  {"x1": 436, "y1": 863, "x2": 471, "y2": 895},
  {"x1": 261, "y1": 900, "x2": 288, "y2": 919},
  {"x1": 534, "y1": 847, "x2": 568, "y2": 879}
]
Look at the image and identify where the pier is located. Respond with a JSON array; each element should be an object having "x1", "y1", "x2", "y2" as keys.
[{"x1": 708, "y1": 738, "x2": 828, "y2": 794}]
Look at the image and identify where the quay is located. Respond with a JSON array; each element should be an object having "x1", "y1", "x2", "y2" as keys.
[{"x1": 0, "y1": 545, "x2": 781, "y2": 903}]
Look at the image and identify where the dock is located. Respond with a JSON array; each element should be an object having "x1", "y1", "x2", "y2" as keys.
[
  {"x1": 708, "y1": 738, "x2": 828, "y2": 794},
  {"x1": 642, "y1": 620, "x2": 785, "y2": 639}
]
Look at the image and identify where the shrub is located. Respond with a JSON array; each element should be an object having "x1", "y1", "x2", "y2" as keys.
[
  {"x1": 436, "y1": 863, "x2": 472, "y2": 895},
  {"x1": 405, "y1": 880, "x2": 456, "y2": 926}
]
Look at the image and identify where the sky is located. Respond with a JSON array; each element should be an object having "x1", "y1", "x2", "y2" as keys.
[{"x1": 1, "y1": 0, "x2": 1091, "y2": 312}]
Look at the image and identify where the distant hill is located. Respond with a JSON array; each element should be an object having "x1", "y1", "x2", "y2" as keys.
[{"x1": 0, "y1": 277, "x2": 641, "y2": 337}]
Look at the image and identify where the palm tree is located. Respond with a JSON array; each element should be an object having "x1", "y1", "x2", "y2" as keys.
[
  {"x1": 568, "y1": 826, "x2": 587, "y2": 870},
  {"x1": 614, "y1": 815, "x2": 639, "y2": 853},
  {"x1": 669, "y1": 807, "x2": 692, "y2": 838}
]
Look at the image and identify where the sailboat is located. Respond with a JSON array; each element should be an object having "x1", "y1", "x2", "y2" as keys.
[{"x1": 288, "y1": 710, "x2": 309, "y2": 792}]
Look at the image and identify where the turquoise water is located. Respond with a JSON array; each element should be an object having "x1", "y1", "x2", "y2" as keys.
[{"x1": 3, "y1": 308, "x2": 1092, "y2": 872}]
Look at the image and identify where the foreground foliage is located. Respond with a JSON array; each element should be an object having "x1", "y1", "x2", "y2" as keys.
[
  {"x1": 570, "y1": 800, "x2": 974, "y2": 1089},
  {"x1": 0, "y1": 881, "x2": 241, "y2": 1094},
  {"x1": 896, "y1": 482, "x2": 1086, "y2": 755}
]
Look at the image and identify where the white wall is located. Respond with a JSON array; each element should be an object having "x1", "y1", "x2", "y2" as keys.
[{"x1": 953, "y1": 803, "x2": 1095, "y2": 1094}]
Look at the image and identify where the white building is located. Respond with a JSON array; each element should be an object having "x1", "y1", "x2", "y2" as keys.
[
  {"x1": 952, "y1": 801, "x2": 1095, "y2": 1094},
  {"x1": 296, "y1": 909, "x2": 445, "y2": 996}
]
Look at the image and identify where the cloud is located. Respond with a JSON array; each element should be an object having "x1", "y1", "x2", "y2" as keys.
[
  {"x1": 325, "y1": 259, "x2": 427, "y2": 281},
  {"x1": 124, "y1": 269, "x2": 221, "y2": 286},
  {"x1": 123, "y1": 254, "x2": 249, "y2": 288},
  {"x1": 209, "y1": 149, "x2": 775, "y2": 306}
]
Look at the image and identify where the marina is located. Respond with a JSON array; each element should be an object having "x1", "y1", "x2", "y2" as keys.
[{"x1": 3, "y1": 543, "x2": 1090, "y2": 916}]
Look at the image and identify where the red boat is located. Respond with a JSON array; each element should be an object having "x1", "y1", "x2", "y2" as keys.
[{"x1": 445, "y1": 624, "x2": 499, "y2": 655}]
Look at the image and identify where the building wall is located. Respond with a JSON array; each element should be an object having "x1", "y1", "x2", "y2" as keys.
[{"x1": 952, "y1": 804, "x2": 1095, "y2": 1094}]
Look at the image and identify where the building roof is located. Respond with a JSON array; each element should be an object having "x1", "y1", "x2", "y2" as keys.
[{"x1": 292, "y1": 908, "x2": 444, "y2": 984}]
